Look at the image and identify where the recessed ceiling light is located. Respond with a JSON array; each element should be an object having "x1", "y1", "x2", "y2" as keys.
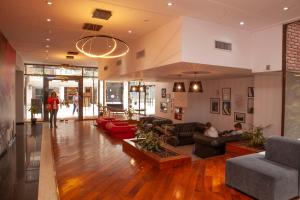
[
  {"x1": 46, "y1": 38, "x2": 50, "y2": 41},
  {"x1": 47, "y1": 1, "x2": 52, "y2": 5},
  {"x1": 283, "y1": 7, "x2": 289, "y2": 11},
  {"x1": 46, "y1": 18, "x2": 51, "y2": 22},
  {"x1": 46, "y1": 45, "x2": 50, "y2": 48},
  {"x1": 46, "y1": 57, "x2": 49, "y2": 60},
  {"x1": 167, "y1": 2, "x2": 173, "y2": 6},
  {"x1": 144, "y1": 19, "x2": 149, "y2": 22},
  {"x1": 240, "y1": 21, "x2": 245, "y2": 26},
  {"x1": 128, "y1": 30, "x2": 132, "y2": 34},
  {"x1": 45, "y1": 50, "x2": 49, "y2": 53}
]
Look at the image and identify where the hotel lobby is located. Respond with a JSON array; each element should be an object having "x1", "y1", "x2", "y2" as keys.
[{"x1": 1, "y1": 0, "x2": 300, "y2": 200}]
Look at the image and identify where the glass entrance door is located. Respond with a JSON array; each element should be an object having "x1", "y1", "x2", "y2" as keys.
[{"x1": 48, "y1": 79, "x2": 79, "y2": 119}]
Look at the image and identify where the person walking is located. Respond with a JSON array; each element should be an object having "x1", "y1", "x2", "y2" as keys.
[
  {"x1": 72, "y1": 92, "x2": 79, "y2": 115},
  {"x1": 48, "y1": 91, "x2": 59, "y2": 128}
]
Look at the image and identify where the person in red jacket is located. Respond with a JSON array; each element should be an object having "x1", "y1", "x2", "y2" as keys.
[{"x1": 47, "y1": 91, "x2": 59, "y2": 128}]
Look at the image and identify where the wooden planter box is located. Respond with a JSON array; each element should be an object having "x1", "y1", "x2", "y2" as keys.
[
  {"x1": 226, "y1": 141, "x2": 264, "y2": 157},
  {"x1": 122, "y1": 139, "x2": 191, "y2": 169}
]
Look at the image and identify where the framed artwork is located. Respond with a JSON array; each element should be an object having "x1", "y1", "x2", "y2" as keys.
[
  {"x1": 222, "y1": 101, "x2": 231, "y2": 115},
  {"x1": 248, "y1": 87, "x2": 254, "y2": 97},
  {"x1": 210, "y1": 98, "x2": 220, "y2": 114},
  {"x1": 234, "y1": 112, "x2": 246, "y2": 123},
  {"x1": 222, "y1": 88, "x2": 231, "y2": 101},
  {"x1": 247, "y1": 98, "x2": 254, "y2": 114},
  {"x1": 166, "y1": 94, "x2": 171, "y2": 103},
  {"x1": 160, "y1": 102, "x2": 168, "y2": 113},
  {"x1": 161, "y1": 88, "x2": 167, "y2": 98},
  {"x1": 174, "y1": 107, "x2": 183, "y2": 120}
]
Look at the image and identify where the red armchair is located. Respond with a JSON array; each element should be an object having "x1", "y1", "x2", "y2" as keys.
[
  {"x1": 96, "y1": 117, "x2": 115, "y2": 130},
  {"x1": 106, "y1": 121, "x2": 137, "y2": 139}
]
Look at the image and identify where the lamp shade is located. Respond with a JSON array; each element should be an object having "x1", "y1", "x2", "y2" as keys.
[
  {"x1": 130, "y1": 85, "x2": 138, "y2": 92},
  {"x1": 139, "y1": 85, "x2": 146, "y2": 92},
  {"x1": 173, "y1": 82, "x2": 185, "y2": 92},
  {"x1": 188, "y1": 81, "x2": 203, "y2": 93}
]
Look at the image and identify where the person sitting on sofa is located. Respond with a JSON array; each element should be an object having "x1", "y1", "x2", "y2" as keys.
[
  {"x1": 204, "y1": 122, "x2": 218, "y2": 138},
  {"x1": 230, "y1": 123, "x2": 243, "y2": 135}
]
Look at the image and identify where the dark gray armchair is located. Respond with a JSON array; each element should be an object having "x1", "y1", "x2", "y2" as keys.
[{"x1": 226, "y1": 137, "x2": 300, "y2": 200}]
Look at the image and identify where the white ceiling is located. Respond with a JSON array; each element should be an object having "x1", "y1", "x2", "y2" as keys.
[{"x1": 0, "y1": 0, "x2": 299, "y2": 67}]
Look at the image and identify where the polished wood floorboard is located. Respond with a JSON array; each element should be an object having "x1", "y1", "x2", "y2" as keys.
[{"x1": 51, "y1": 121, "x2": 252, "y2": 200}]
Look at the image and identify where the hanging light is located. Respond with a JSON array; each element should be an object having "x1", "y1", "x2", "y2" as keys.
[
  {"x1": 130, "y1": 85, "x2": 138, "y2": 92},
  {"x1": 189, "y1": 81, "x2": 203, "y2": 92},
  {"x1": 188, "y1": 71, "x2": 203, "y2": 93},
  {"x1": 173, "y1": 82, "x2": 185, "y2": 92}
]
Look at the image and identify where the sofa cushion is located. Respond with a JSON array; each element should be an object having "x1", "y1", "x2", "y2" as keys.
[
  {"x1": 226, "y1": 153, "x2": 299, "y2": 200},
  {"x1": 178, "y1": 131, "x2": 198, "y2": 138},
  {"x1": 266, "y1": 136, "x2": 300, "y2": 170}
]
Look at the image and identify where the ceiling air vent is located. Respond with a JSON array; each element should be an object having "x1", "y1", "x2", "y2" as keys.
[
  {"x1": 136, "y1": 50, "x2": 145, "y2": 59},
  {"x1": 66, "y1": 56, "x2": 74, "y2": 59},
  {"x1": 215, "y1": 40, "x2": 232, "y2": 51},
  {"x1": 104, "y1": 66, "x2": 108, "y2": 71},
  {"x1": 67, "y1": 51, "x2": 79, "y2": 55},
  {"x1": 92, "y1": 9, "x2": 112, "y2": 20},
  {"x1": 82, "y1": 23, "x2": 102, "y2": 31},
  {"x1": 116, "y1": 60, "x2": 122, "y2": 66}
]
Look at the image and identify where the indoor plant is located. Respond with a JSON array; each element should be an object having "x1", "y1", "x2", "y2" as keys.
[
  {"x1": 125, "y1": 106, "x2": 134, "y2": 120},
  {"x1": 242, "y1": 126, "x2": 266, "y2": 148},
  {"x1": 28, "y1": 105, "x2": 38, "y2": 124}
]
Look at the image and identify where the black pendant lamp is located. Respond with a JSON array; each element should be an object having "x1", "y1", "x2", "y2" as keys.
[
  {"x1": 188, "y1": 81, "x2": 203, "y2": 92},
  {"x1": 188, "y1": 72, "x2": 203, "y2": 93},
  {"x1": 130, "y1": 85, "x2": 138, "y2": 92},
  {"x1": 173, "y1": 82, "x2": 185, "y2": 92}
]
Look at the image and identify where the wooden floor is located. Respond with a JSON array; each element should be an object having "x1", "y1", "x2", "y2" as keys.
[{"x1": 51, "y1": 121, "x2": 252, "y2": 200}]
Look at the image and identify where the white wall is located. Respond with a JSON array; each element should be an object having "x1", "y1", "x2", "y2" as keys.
[
  {"x1": 254, "y1": 73, "x2": 282, "y2": 136},
  {"x1": 154, "y1": 77, "x2": 255, "y2": 130},
  {"x1": 185, "y1": 77, "x2": 254, "y2": 131},
  {"x1": 182, "y1": 17, "x2": 251, "y2": 69},
  {"x1": 100, "y1": 17, "x2": 183, "y2": 80},
  {"x1": 250, "y1": 25, "x2": 283, "y2": 72}
]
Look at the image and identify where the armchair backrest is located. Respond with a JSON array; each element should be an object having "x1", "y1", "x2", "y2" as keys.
[{"x1": 265, "y1": 137, "x2": 300, "y2": 170}]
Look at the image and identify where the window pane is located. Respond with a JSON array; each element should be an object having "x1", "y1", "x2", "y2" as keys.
[
  {"x1": 26, "y1": 65, "x2": 44, "y2": 75},
  {"x1": 83, "y1": 68, "x2": 94, "y2": 77},
  {"x1": 44, "y1": 66, "x2": 82, "y2": 76}
]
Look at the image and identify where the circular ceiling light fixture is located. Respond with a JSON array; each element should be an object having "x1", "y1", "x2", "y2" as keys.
[{"x1": 75, "y1": 35, "x2": 129, "y2": 59}]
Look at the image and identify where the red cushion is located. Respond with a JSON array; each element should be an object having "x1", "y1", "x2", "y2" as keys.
[
  {"x1": 96, "y1": 117, "x2": 115, "y2": 129},
  {"x1": 106, "y1": 123, "x2": 137, "y2": 139}
]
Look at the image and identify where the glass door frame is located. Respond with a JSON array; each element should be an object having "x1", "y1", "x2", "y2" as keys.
[{"x1": 43, "y1": 76, "x2": 83, "y2": 121}]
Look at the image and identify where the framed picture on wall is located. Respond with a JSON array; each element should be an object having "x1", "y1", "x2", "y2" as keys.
[
  {"x1": 222, "y1": 101, "x2": 231, "y2": 115},
  {"x1": 247, "y1": 98, "x2": 254, "y2": 114},
  {"x1": 174, "y1": 107, "x2": 183, "y2": 120},
  {"x1": 234, "y1": 112, "x2": 246, "y2": 123},
  {"x1": 160, "y1": 102, "x2": 168, "y2": 113},
  {"x1": 248, "y1": 87, "x2": 254, "y2": 97},
  {"x1": 210, "y1": 98, "x2": 220, "y2": 114},
  {"x1": 161, "y1": 88, "x2": 167, "y2": 98},
  {"x1": 222, "y1": 88, "x2": 231, "y2": 101},
  {"x1": 166, "y1": 94, "x2": 171, "y2": 103}
]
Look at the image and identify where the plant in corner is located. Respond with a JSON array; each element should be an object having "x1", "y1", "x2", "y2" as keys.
[
  {"x1": 29, "y1": 105, "x2": 38, "y2": 125},
  {"x1": 242, "y1": 126, "x2": 266, "y2": 148}
]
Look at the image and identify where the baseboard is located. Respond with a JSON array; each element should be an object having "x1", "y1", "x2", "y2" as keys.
[{"x1": 16, "y1": 122, "x2": 25, "y2": 125}]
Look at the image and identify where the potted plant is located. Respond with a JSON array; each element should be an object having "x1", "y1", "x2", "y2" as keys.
[
  {"x1": 125, "y1": 106, "x2": 134, "y2": 121},
  {"x1": 29, "y1": 105, "x2": 38, "y2": 125},
  {"x1": 242, "y1": 126, "x2": 266, "y2": 148}
]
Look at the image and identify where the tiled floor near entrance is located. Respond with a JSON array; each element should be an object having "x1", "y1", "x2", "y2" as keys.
[{"x1": 51, "y1": 121, "x2": 252, "y2": 200}]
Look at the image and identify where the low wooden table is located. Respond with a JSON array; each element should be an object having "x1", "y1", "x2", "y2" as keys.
[{"x1": 226, "y1": 141, "x2": 264, "y2": 157}]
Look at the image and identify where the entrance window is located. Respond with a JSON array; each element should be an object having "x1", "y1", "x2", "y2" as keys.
[
  {"x1": 83, "y1": 78, "x2": 99, "y2": 118},
  {"x1": 44, "y1": 66, "x2": 82, "y2": 76},
  {"x1": 25, "y1": 75, "x2": 44, "y2": 120}
]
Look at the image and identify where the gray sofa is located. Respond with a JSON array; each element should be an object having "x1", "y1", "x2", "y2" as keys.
[{"x1": 226, "y1": 137, "x2": 300, "y2": 200}]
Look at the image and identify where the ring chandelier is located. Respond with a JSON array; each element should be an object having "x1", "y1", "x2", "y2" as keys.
[{"x1": 75, "y1": 35, "x2": 130, "y2": 59}]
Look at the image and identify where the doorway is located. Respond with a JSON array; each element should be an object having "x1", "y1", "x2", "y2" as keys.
[
  {"x1": 49, "y1": 79, "x2": 79, "y2": 119},
  {"x1": 44, "y1": 76, "x2": 83, "y2": 121}
]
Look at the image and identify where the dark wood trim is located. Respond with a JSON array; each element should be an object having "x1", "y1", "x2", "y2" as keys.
[
  {"x1": 281, "y1": 24, "x2": 287, "y2": 136},
  {"x1": 16, "y1": 122, "x2": 24, "y2": 125}
]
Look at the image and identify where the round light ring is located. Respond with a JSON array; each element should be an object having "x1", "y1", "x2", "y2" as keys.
[{"x1": 76, "y1": 35, "x2": 129, "y2": 59}]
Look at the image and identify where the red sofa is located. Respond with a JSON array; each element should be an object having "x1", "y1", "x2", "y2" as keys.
[
  {"x1": 96, "y1": 117, "x2": 116, "y2": 130},
  {"x1": 105, "y1": 121, "x2": 137, "y2": 139}
]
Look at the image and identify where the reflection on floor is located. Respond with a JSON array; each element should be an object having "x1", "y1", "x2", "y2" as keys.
[
  {"x1": 0, "y1": 124, "x2": 42, "y2": 200},
  {"x1": 52, "y1": 121, "x2": 251, "y2": 200}
]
